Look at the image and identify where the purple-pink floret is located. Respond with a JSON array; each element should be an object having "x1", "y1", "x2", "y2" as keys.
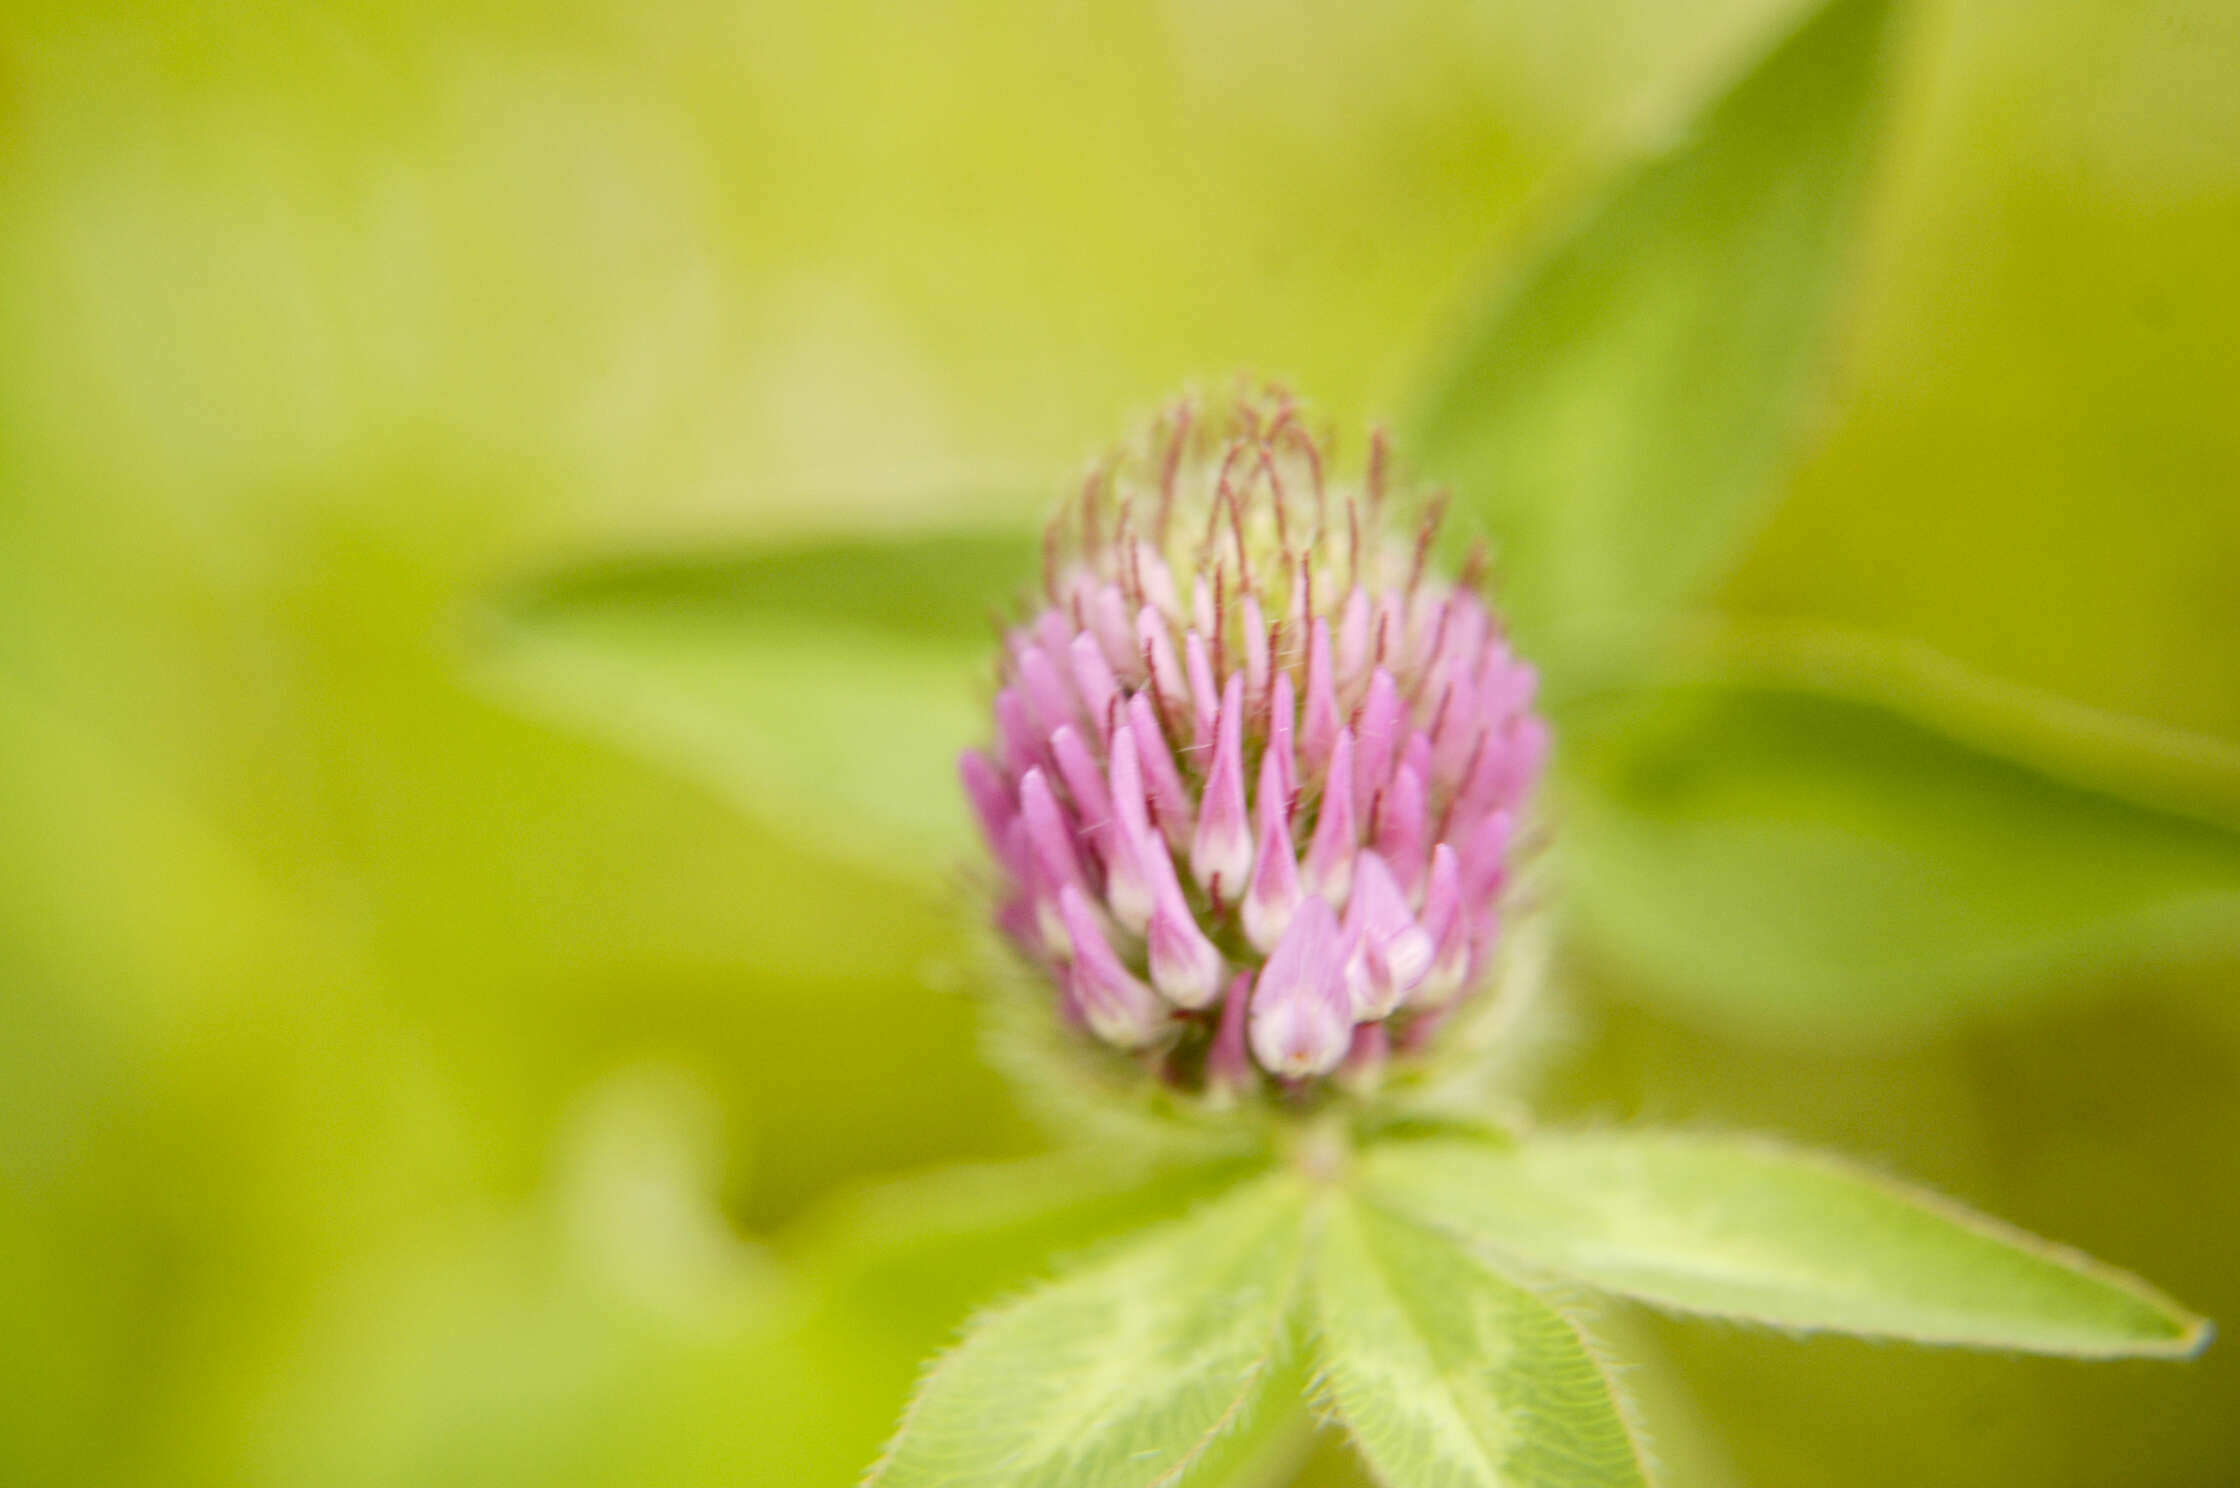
[{"x1": 959, "y1": 387, "x2": 1547, "y2": 1098}]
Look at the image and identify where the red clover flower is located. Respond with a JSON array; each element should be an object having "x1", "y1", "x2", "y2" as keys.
[{"x1": 959, "y1": 385, "x2": 1547, "y2": 1100}]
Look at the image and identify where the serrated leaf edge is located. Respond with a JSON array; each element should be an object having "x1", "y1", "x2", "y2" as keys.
[
  {"x1": 860, "y1": 1173, "x2": 1318, "y2": 1488},
  {"x1": 1307, "y1": 1192, "x2": 1660, "y2": 1488}
]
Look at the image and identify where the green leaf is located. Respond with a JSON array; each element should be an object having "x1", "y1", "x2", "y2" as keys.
[
  {"x1": 1408, "y1": 0, "x2": 1899, "y2": 673},
  {"x1": 1558, "y1": 681, "x2": 2240, "y2": 1037},
  {"x1": 867, "y1": 1173, "x2": 1312, "y2": 1488},
  {"x1": 631, "y1": 1154, "x2": 1270, "y2": 1488},
  {"x1": 474, "y1": 528, "x2": 1037, "y2": 882},
  {"x1": 1366, "y1": 1131, "x2": 2209, "y2": 1358},
  {"x1": 1683, "y1": 613, "x2": 2240, "y2": 838},
  {"x1": 792, "y1": 1150, "x2": 1270, "y2": 1349},
  {"x1": 1169, "y1": 1354, "x2": 1316, "y2": 1488},
  {"x1": 1313, "y1": 1195, "x2": 1650, "y2": 1488}
]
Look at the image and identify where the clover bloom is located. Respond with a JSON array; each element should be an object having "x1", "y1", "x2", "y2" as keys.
[{"x1": 959, "y1": 387, "x2": 1546, "y2": 1097}]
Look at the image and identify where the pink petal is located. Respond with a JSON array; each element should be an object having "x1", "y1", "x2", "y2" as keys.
[
  {"x1": 958, "y1": 749, "x2": 1021, "y2": 875},
  {"x1": 1204, "y1": 969, "x2": 1258, "y2": 1100},
  {"x1": 1249, "y1": 896, "x2": 1351, "y2": 1079},
  {"x1": 1068, "y1": 632, "x2": 1120, "y2": 734},
  {"x1": 1301, "y1": 616, "x2": 1342, "y2": 773},
  {"x1": 1301, "y1": 727, "x2": 1358, "y2": 908},
  {"x1": 1241, "y1": 752, "x2": 1304, "y2": 953},
  {"x1": 1373, "y1": 761, "x2": 1428, "y2": 897},
  {"x1": 1336, "y1": 585, "x2": 1373, "y2": 683},
  {"x1": 1341, "y1": 850, "x2": 1432, "y2": 1019},
  {"x1": 1017, "y1": 645, "x2": 1079, "y2": 738},
  {"x1": 1241, "y1": 593, "x2": 1271, "y2": 706},
  {"x1": 1183, "y1": 628, "x2": 1221, "y2": 755},
  {"x1": 1146, "y1": 888, "x2": 1224, "y2": 1009},
  {"x1": 1137, "y1": 606, "x2": 1187, "y2": 722},
  {"x1": 1019, "y1": 767, "x2": 1086, "y2": 896},
  {"x1": 1100, "y1": 724, "x2": 1157, "y2": 933},
  {"x1": 1126, "y1": 693, "x2": 1194, "y2": 851},
  {"x1": 1264, "y1": 669, "x2": 1298, "y2": 811},
  {"x1": 1189, "y1": 673, "x2": 1253, "y2": 901},
  {"x1": 1058, "y1": 885, "x2": 1165, "y2": 1048},
  {"x1": 1086, "y1": 583, "x2": 1137, "y2": 679},
  {"x1": 1049, "y1": 726, "x2": 1113, "y2": 852},
  {"x1": 1353, "y1": 668, "x2": 1405, "y2": 822}
]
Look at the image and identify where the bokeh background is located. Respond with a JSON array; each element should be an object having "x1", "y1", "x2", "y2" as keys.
[{"x1": 3, "y1": 0, "x2": 2237, "y2": 1484}]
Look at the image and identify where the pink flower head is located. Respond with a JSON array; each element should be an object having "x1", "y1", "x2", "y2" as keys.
[{"x1": 960, "y1": 385, "x2": 1546, "y2": 1099}]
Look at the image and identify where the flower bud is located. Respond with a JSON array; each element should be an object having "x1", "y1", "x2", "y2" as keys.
[{"x1": 961, "y1": 384, "x2": 1546, "y2": 1099}]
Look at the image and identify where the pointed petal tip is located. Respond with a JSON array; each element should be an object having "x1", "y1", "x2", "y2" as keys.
[
  {"x1": 1249, "y1": 896, "x2": 1351, "y2": 1078},
  {"x1": 1190, "y1": 672, "x2": 1253, "y2": 899}
]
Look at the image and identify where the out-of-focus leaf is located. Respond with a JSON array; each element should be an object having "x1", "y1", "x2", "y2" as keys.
[
  {"x1": 255, "y1": 1068, "x2": 780, "y2": 1488},
  {"x1": 613, "y1": 1150, "x2": 1276, "y2": 1488},
  {"x1": 1720, "y1": 0, "x2": 2240, "y2": 802},
  {"x1": 476, "y1": 528, "x2": 1037, "y2": 882},
  {"x1": 866, "y1": 1173, "x2": 1309, "y2": 1488},
  {"x1": 1313, "y1": 1195, "x2": 1649, "y2": 1488},
  {"x1": 1367, "y1": 1133, "x2": 2207, "y2": 1358},
  {"x1": 1681, "y1": 614, "x2": 2240, "y2": 836},
  {"x1": 789, "y1": 1149, "x2": 1269, "y2": 1345},
  {"x1": 1409, "y1": 0, "x2": 1898, "y2": 677},
  {"x1": 1557, "y1": 682, "x2": 2240, "y2": 1037}
]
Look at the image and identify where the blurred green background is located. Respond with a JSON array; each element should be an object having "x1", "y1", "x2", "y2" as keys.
[{"x1": 2, "y1": 0, "x2": 2237, "y2": 1484}]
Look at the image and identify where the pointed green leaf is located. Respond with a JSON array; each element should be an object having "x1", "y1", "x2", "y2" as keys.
[
  {"x1": 1169, "y1": 1355, "x2": 1316, "y2": 1488},
  {"x1": 867, "y1": 1174, "x2": 1311, "y2": 1488},
  {"x1": 474, "y1": 528, "x2": 1036, "y2": 882},
  {"x1": 1366, "y1": 1132, "x2": 2209, "y2": 1358},
  {"x1": 1409, "y1": 0, "x2": 1899, "y2": 672},
  {"x1": 1558, "y1": 682, "x2": 2240, "y2": 1037},
  {"x1": 1314, "y1": 1196, "x2": 1650, "y2": 1488}
]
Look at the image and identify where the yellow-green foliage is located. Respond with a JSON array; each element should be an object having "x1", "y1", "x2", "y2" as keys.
[{"x1": 2, "y1": 1, "x2": 2237, "y2": 1485}]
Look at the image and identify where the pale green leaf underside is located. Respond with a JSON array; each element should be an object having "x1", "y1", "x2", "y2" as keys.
[
  {"x1": 1315, "y1": 1197, "x2": 1649, "y2": 1488},
  {"x1": 476, "y1": 529, "x2": 1035, "y2": 882},
  {"x1": 1558, "y1": 682, "x2": 2240, "y2": 1037},
  {"x1": 1409, "y1": 0, "x2": 1898, "y2": 672},
  {"x1": 867, "y1": 1174, "x2": 1310, "y2": 1488},
  {"x1": 1366, "y1": 1133, "x2": 2207, "y2": 1358}
]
